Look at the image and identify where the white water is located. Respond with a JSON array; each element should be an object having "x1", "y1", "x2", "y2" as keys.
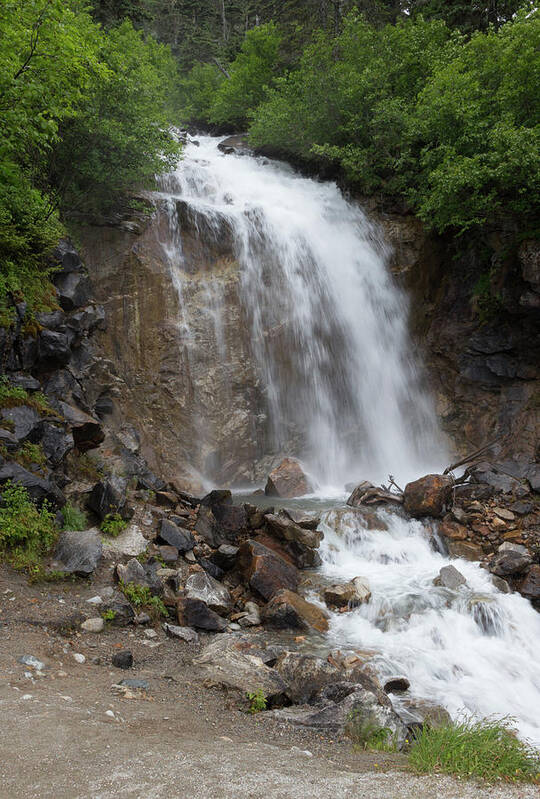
[
  {"x1": 157, "y1": 137, "x2": 540, "y2": 744},
  {"x1": 319, "y1": 508, "x2": 540, "y2": 744},
  {"x1": 157, "y1": 136, "x2": 446, "y2": 490}
]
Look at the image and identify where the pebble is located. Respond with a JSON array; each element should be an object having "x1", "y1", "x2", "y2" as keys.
[
  {"x1": 163, "y1": 623, "x2": 199, "y2": 644},
  {"x1": 184, "y1": 550, "x2": 196, "y2": 563},
  {"x1": 21, "y1": 694, "x2": 33, "y2": 701},
  {"x1": 73, "y1": 653, "x2": 86, "y2": 664},
  {"x1": 493, "y1": 507, "x2": 515, "y2": 521},
  {"x1": 134, "y1": 612, "x2": 151, "y2": 625},
  {"x1": 144, "y1": 629, "x2": 158, "y2": 639},
  {"x1": 81, "y1": 617, "x2": 104, "y2": 633},
  {"x1": 86, "y1": 595, "x2": 103, "y2": 605},
  {"x1": 119, "y1": 678, "x2": 149, "y2": 691},
  {"x1": 18, "y1": 655, "x2": 45, "y2": 671},
  {"x1": 105, "y1": 710, "x2": 115, "y2": 718},
  {"x1": 112, "y1": 650, "x2": 133, "y2": 670}
]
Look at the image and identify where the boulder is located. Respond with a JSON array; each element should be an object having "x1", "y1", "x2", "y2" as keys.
[
  {"x1": 274, "y1": 652, "x2": 340, "y2": 704},
  {"x1": 87, "y1": 476, "x2": 128, "y2": 521},
  {"x1": 438, "y1": 519, "x2": 468, "y2": 541},
  {"x1": 468, "y1": 462, "x2": 527, "y2": 495},
  {"x1": 383, "y1": 676, "x2": 410, "y2": 694},
  {"x1": 403, "y1": 474, "x2": 453, "y2": 518},
  {"x1": 433, "y1": 565, "x2": 467, "y2": 590},
  {"x1": 238, "y1": 601, "x2": 261, "y2": 628},
  {"x1": 263, "y1": 589, "x2": 329, "y2": 633},
  {"x1": 37, "y1": 330, "x2": 71, "y2": 369},
  {"x1": 52, "y1": 239, "x2": 83, "y2": 273},
  {"x1": 184, "y1": 571, "x2": 232, "y2": 616},
  {"x1": 0, "y1": 405, "x2": 41, "y2": 444},
  {"x1": 195, "y1": 501, "x2": 248, "y2": 548},
  {"x1": 40, "y1": 422, "x2": 74, "y2": 466},
  {"x1": 447, "y1": 540, "x2": 483, "y2": 561},
  {"x1": 264, "y1": 457, "x2": 313, "y2": 498},
  {"x1": 237, "y1": 539, "x2": 299, "y2": 600},
  {"x1": 100, "y1": 589, "x2": 135, "y2": 626},
  {"x1": 489, "y1": 543, "x2": 532, "y2": 577},
  {"x1": 54, "y1": 528, "x2": 102, "y2": 575},
  {"x1": 116, "y1": 558, "x2": 155, "y2": 590},
  {"x1": 0, "y1": 462, "x2": 64, "y2": 506},
  {"x1": 396, "y1": 699, "x2": 451, "y2": 731},
  {"x1": 156, "y1": 518, "x2": 194, "y2": 553},
  {"x1": 282, "y1": 509, "x2": 320, "y2": 529},
  {"x1": 193, "y1": 634, "x2": 287, "y2": 703},
  {"x1": 518, "y1": 565, "x2": 540, "y2": 602},
  {"x1": 210, "y1": 543, "x2": 238, "y2": 571},
  {"x1": 176, "y1": 597, "x2": 227, "y2": 632},
  {"x1": 324, "y1": 577, "x2": 371, "y2": 609},
  {"x1": 264, "y1": 511, "x2": 323, "y2": 568},
  {"x1": 54, "y1": 270, "x2": 91, "y2": 311},
  {"x1": 200, "y1": 489, "x2": 232, "y2": 507},
  {"x1": 197, "y1": 557, "x2": 224, "y2": 580},
  {"x1": 59, "y1": 402, "x2": 104, "y2": 452},
  {"x1": 272, "y1": 687, "x2": 406, "y2": 747}
]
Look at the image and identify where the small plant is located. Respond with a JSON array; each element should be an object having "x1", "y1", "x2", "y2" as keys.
[
  {"x1": 247, "y1": 689, "x2": 267, "y2": 714},
  {"x1": 409, "y1": 716, "x2": 540, "y2": 783},
  {"x1": 101, "y1": 513, "x2": 128, "y2": 537},
  {"x1": 70, "y1": 452, "x2": 104, "y2": 482},
  {"x1": 472, "y1": 273, "x2": 504, "y2": 324},
  {"x1": 101, "y1": 608, "x2": 117, "y2": 622},
  {"x1": 119, "y1": 581, "x2": 167, "y2": 619},
  {"x1": 345, "y1": 709, "x2": 397, "y2": 752},
  {"x1": 0, "y1": 481, "x2": 57, "y2": 570},
  {"x1": 16, "y1": 442, "x2": 47, "y2": 470},
  {"x1": 27, "y1": 567, "x2": 75, "y2": 584},
  {"x1": 0, "y1": 376, "x2": 57, "y2": 416},
  {"x1": 61, "y1": 503, "x2": 88, "y2": 531}
]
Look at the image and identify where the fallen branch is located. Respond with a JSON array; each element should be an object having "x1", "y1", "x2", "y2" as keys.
[
  {"x1": 443, "y1": 434, "x2": 507, "y2": 475},
  {"x1": 212, "y1": 57, "x2": 231, "y2": 79}
]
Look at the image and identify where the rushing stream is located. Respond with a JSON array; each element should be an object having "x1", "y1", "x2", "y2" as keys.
[{"x1": 157, "y1": 136, "x2": 540, "y2": 745}]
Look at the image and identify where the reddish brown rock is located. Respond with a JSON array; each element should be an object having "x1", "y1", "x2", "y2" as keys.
[
  {"x1": 447, "y1": 540, "x2": 483, "y2": 561},
  {"x1": 403, "y1": 474, "x2": 453, "y2": 518},
  {"x1": 438, "y1": 519, "x2": 468, "y2": 541},
  {"x1": 263, "y1": 589, "x2": 329, "y2": 633},
  {"x1": 264, "y1": 458, "x2": 313, "y2": 498},
  {"x1": 237, "y1": 539, "x2": 299, "y2": 600}
]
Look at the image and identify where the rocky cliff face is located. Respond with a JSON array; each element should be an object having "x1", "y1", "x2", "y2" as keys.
[
  {"x1": 76, "y1": 201, "x2": 272, "y2": 491},
  {"x1": 377, "y1": 212, "x2": 540, "y2": 463}
]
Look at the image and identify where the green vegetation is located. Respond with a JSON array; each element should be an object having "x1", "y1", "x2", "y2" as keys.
[
  {"x1": 0, "y1": 0, "x2": 181, "y2": 321},
  {"x1": 119, "y1": 580, "x2": 167, "y2": 618},
  {"x1": 247, "y1": 689, "x2": 268, "y2": 714},
  {"x1": 0, "y1": 481, "x2": 57, "y2": 570},
  {"x1": 61, "y1": 503, "x2": 89, "y2": 531},
  {"x1": 15, "y1": 442, "x2": 47, "y2": 470},
  {"x1": 345, "y1": 709, "x2": 398, "y2": 751},
  {"x1": 409, "y1": 717, "x2": 540, "y2": 783},
  {"x1": 0, "y1": 377, "x2": 55, "y2": 416},
  {"x1": 101, "y1": 608, "x2": 117, "y2": 622},
  {"x1": 101, "y1": 513, "x2": 128, "y2": 537}
]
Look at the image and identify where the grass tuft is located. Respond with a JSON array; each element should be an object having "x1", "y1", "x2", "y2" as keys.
[
  {"x1": 409, "y1": 716, "x2": 540, "y2": 783},
  {"x1": 61, "y1": 503, "x2": 88, "y2": 531}
]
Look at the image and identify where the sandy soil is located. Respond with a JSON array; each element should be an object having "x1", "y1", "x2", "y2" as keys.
[{"x1": 0, "y1": 567, "x2": 536, "y2": 799}]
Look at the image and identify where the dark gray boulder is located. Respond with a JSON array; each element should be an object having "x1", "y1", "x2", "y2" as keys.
[
  {"x1": 184, "y1": 571, "x2": 232, "y2": 616},
  {"x1": 0, "y1": 406, "x2": 42, "y2": 444},
  {"x1": 87, "y1": 476, "x2": 128, "y2": 520},
  {"x1": 156, "y1": 518, "x2": 194, "y2": 552},
  {"x1": 0, "y1": 462, "x2": 64, "y2": 506},
  {"x1": 37, "y1": 330, "x2": 71, "y2": 369},
  {"x1": 176, "y1": 597, "x2": 227, "y2": 632},
  {"x1": 40, "y1": 422, "x2": 74, "y2": 466},
  {"x1": 54, "y1": 271, "x2": 92, "y2": 311},
  {"x1": 54, "y1": 528, "x2": 102, "y2": 575},
  {"x1": 59, "y1": 402, "x2": 104, "y2": 452}
]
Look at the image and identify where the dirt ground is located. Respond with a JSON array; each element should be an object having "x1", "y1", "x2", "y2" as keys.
[{"x1": 0, "y1": 567, "x2": 537, "y2": 799}]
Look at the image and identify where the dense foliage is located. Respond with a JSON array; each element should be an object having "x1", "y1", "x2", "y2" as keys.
[
  {"x1": 0, "y1": 481, "x2": 57, "y2": 570},
  {"x1": 0, "y1": 0, "x2": 180, "y2": 319}
]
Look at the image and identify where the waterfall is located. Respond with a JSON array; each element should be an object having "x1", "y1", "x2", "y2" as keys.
[
  {"x1": 155, "y1": 137, "x2": 540, "y2": 745},
  {"x1": 156, "y1": 136, "x2": 447, "y2": 490}
]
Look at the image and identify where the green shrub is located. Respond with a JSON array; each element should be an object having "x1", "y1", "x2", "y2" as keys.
[
  {"x1": 101, "y1": 608, "x2": 117, "y2": 622},
  {"x1": 409, "y1": 716, "x2": 540, "y2": 783},
  {"x1": 247, "y1": 689, "x2": 267, "y2": 714},
  {"x1": 0, "y1": 377, "x2": 56, "y2": 416},
  {"x1": 119, "y1": 580, "x2": 167, "y2": 619},
  {"x1": 100, "y1": 513, "x2": 128, "y2": 537},
  {"x1": 61, "y1": 503, "x2": 88, "y2": 531},
  {"x1": 0, "y1": 481, "x2": 57, "y2": 569},
  {"x1": 16, "y1": 442, "x2": 47, "y2": 470}
]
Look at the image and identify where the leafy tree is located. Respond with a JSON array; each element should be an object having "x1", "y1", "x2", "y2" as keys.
[{"x1": 211, "y1": 21, "x2": 283, "y2": 127}]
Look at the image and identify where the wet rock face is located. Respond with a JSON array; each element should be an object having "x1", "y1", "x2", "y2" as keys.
[
  {"x1": 263, "y1": 589, "x2": 329, "y2": 633},
  {"x1": 237, "y1": 539, "x2": 299, "y2": 600}
]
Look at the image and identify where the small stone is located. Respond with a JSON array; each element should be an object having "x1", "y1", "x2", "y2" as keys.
[
  {"x1": 493, "y1": 507, "x2": 515, "y2": 522},
  {"x1": 81, "y1": 617, "x2": 104, "y2": 633},
  {"x1": 144, "y1": 629, "x2": 158, "y2": 639},
  {"x1": 134, "y1": 612, "x2": 151, "y2": 625},
  {"x1": 73, "y1": 653, "x2": 86, "y2": 664},
  {"x1": 184, "y1": 550, "x2": 197, "y2": 563},
  {"x1": 18, "y1": 655, "x2": 45, "y2": 671},
  {"x1": 163, "y1": 623, "x2": 199, "y2": 643},
  {"x1": 22, "y1": 694, "x2": 33, "y2": 701},
  {"x1": 119, "y1": 678, "x2": 149, "y2": 691},
  {"x1": 105, "y1": 710, "x2": 115, "y2": 718},
  {"x1": 86, "y1": 595, "x2": 103, "y2": 605},
  {"x1": 491, "y1": 575, "x2": 511, "y2": 593},
  {"x1": 112, "y1": 650, "x2": 133, "y2": 669}
]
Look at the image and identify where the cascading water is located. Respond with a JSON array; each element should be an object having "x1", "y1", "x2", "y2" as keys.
[
  {"x1": 156, "y1": 136, "x2": 447, "y2": 490},
  {"x1": 156, "y1": 136, "x2": 540, "y2": 745}
]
